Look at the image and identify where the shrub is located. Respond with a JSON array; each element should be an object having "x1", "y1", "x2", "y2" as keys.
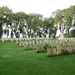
[
  {"x1": 70, "y1": 30, "x2": 75, "y2": 37},
  {"x1": 62, "y1": 49, "x2": 69, "y2": 55}
]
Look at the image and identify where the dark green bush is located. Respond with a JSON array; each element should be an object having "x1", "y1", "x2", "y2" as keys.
[{"x1": 70, "y1": 30, "x2": 75, "y2": 37}]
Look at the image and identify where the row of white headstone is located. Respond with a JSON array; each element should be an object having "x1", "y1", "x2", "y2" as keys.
[{"x1": 16, "y1": 38, "x2": 75, "y2": 56}]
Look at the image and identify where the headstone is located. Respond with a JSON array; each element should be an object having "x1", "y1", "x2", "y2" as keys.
[
  {"x1": 47, "y1": 46, "x2": 53, "y2": 56},
  {"x1": 56, "y1": 45, "x2": 62, "y2": 55},
  {"x1": 36, "y1": 44, "x2": 41, "y2": 53}
]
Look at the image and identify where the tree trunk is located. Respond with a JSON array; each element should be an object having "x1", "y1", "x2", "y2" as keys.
[
  {"x1": 67, "y1": 27, "x2": 70, "y2": 37},
  {"x1": 58, "y1": 23, "x2": 65, "y2": 40},
  {"x1": 0, "y1": 22, "x2": 3, "y2": 39}
]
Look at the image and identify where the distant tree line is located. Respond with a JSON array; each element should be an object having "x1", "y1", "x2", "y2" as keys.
[{"x1": 0, "y1": 5, "x2": 75, "y2": 38}]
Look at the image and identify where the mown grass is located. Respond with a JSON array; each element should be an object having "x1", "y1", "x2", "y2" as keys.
[{"x1": 0, "y1": 40, "x2": 75, "y2": 75}]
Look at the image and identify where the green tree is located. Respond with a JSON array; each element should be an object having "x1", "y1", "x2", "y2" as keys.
[
  {"x1": 0, "y1": 6, "x2": 13, "y2": 38},
  {"x1": 14, "y1": 12, "x2": 27, "y2": 38},
  {"x1": 62, "y1": 5, "x2": 75, "y2": 37},
  {"x1": 26, "y1": 13, "x2": 43, "y2": 37},
  {"x1": 43, "y1": 17, "x2": 56, "y2": 37}
]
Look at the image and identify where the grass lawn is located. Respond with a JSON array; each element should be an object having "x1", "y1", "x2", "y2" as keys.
[{"x1": 0, "y1": 40, "x2": 75, "y2": 75}]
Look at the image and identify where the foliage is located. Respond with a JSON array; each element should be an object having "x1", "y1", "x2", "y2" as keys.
[
  {"x1": 70, "y1": 30, "x2": 75, "y2": 37},
  {"x1": 0, "y1": 5, "x2": 75, "y2": 38},
  {"x1": 0, "y1": 6, "x2": 13, "y2": 38},
  {"x1": 54, "y1": 10, "x2": 63, "y2": 24},
  {"x1": 26, "y1": 13, "x2": 43, "y2": 28},
  {"x1": 53, "y1": 5, "x2": 75, "y2": 37}
]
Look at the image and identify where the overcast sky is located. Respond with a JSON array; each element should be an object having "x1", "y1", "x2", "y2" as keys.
[{"x1": 0, "y1": 0, "x2": 75, "y2": 18}]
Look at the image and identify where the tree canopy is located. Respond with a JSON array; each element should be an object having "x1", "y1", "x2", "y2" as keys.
[{"x1": 0, "y1": 5, "x2": 75, "y2": 38}]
